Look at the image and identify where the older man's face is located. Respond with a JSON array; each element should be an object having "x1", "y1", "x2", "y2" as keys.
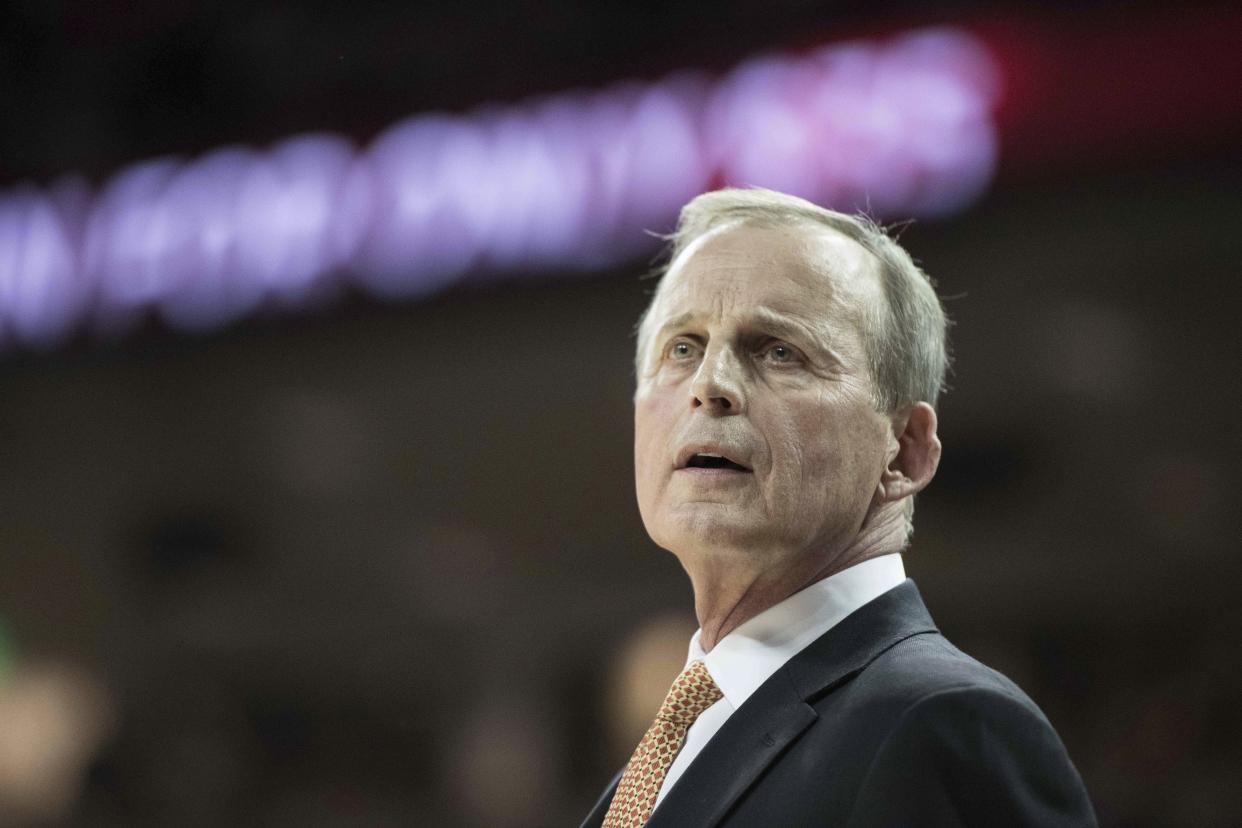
[{"x1": 634, "y1": 221, "x2": 894, "y2": 572}]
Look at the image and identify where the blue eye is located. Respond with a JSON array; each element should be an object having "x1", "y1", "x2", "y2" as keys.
[
  {"x1": 766, "y1": 343, "x2": 797, "y2": 363},
  {"x1": 670, "y1": 341, "x2": 696, "y2": 359}
]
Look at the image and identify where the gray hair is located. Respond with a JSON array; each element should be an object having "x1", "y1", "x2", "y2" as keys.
[{"x1": 635, "y1": 187, "x2": 950, "y2": 414}]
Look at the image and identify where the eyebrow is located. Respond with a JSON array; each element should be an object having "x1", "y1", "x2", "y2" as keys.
[
  {"x1": 652, "y1": 308, "x2": 840, "y2": 362},
  {"x1": 652, "y1": 312, "x2": 695, "y2": 345}
]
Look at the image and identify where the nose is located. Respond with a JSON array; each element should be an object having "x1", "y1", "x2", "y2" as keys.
[{"x1": 690, "y1": 345, "x2": 745, "y2": 414}]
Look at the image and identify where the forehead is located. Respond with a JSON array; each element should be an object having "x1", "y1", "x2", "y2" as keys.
[{"x1": 654, "y1": 220, "x2": 881, "y2": 324}]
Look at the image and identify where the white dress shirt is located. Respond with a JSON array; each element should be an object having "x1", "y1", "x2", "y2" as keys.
[{"x1": 652, "y1": 553, "x2": 907, "y2": 810}]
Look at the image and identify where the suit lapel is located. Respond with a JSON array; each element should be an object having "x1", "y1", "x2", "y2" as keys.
[
  {"x1": 646, "y1": 666, "x2": 816, "y2": 828},
  {"x1": 578, "y1": 768, "x2": 622, "y2": 828},
  {"x1": 648, "y1": 580, "x2": 939, "y2": 827},
  {"x1": 782, "y1": 580, "x2": 937, "y2": 702}
]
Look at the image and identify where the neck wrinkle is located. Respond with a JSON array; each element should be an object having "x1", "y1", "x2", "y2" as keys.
[{"x1": 688, "y1": 504, "x2": 909, "y2": 653}]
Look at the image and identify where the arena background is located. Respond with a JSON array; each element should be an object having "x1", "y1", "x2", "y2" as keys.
[{"x1": 1, "y1": 1, "x2": 1240, "y2": 825}]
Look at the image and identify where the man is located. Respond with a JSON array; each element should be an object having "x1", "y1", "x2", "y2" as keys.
[{"x1": 581, "y1": 188, "x2": 1096, "y2": 827}]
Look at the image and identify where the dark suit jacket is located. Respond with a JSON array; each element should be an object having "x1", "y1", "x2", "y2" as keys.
[{"x1": 582, "y1": 580, "x2": 1096, "y2": 827}]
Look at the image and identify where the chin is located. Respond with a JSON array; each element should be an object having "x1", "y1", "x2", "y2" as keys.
[{"x1": 651, "y1": 507, "x2": 771, "y2": 557}]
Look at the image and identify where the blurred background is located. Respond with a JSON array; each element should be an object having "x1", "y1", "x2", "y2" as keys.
[{"x1": 1, "y1": 1, "x2": 1241, "y2": 825}]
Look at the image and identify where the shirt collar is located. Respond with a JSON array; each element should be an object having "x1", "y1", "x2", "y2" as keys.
[{"x1": 687, "y1": 553, "x2": 907, "y2": 709}]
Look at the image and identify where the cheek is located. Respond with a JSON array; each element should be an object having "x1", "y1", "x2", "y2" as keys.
[
  {"x1": 776, "y1": 399, "x2": 834, "y2": 469},
  {"x1": 633, "y1": 391, "x2": 676, "y2": 489},
  {"x1": 773, "y1": 397, "x2": 885, "y2": 496}
]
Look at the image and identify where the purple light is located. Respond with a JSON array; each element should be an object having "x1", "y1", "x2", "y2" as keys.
[
  {"x1": 232, "y1": 134, "x2": 358, "y2": 305},
  {"x1": 83, "y1": 157, "x2": 183, "y2": 337},
  {"x1": 351, "y1": 116, "x2": 491, "y2": 298},
  {"x1": 0, "y1": 189, "x2": 84, "y2": 350},
  {"x1": 0, "y1": 27, "x2": 1000, "y2": 351}
]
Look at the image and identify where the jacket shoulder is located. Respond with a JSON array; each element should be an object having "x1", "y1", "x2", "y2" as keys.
[
  {"x1": 836, "y1": 633, "x2": 1098, "y2": 826},
  {"x1": 852, "y1": 630, "x2": 1038, "y2": 714}
]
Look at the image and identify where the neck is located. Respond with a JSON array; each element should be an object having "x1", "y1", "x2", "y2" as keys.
[{"x1": 687, "y1": 504, "x2": 907, "y2": 652}]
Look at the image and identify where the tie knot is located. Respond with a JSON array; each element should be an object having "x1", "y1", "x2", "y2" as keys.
[{"x1": 657, "y1": 660, "x2": 722, "y2": 725}]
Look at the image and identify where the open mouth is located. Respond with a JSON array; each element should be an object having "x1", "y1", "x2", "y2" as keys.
[{"x1": 684, "y1": 453, "x2": 750, "y2": 472}]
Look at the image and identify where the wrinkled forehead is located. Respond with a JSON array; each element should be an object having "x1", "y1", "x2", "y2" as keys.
[{"x1": 646, "y1": 219, "x2": 883, "y2": 333}]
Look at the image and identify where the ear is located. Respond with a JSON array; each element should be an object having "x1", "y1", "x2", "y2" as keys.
[{"x1": 876, "y1": 402, "x2": 941, "y2": 503}]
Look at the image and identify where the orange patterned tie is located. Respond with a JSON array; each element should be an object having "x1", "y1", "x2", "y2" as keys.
[{"x1": 602, "y1": 659, "x2": 723, "y2": 827}]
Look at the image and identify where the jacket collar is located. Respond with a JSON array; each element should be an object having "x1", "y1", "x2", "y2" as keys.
[{"x1": 783, "y1": 578, "x2": 937, "y2": 702}]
